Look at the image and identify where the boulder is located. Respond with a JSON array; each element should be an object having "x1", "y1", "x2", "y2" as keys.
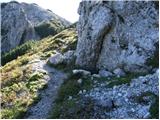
[
  {"x1": 72, "y1": 69, "x2": 91, "y2": 76},
  {"x1": 113, "y1": 68, "x2": 126, "y2": 77},
  {"x1": 92, "y1": 74, "x2": 101, "y2": 78},
  {"x1": 48, "y1": 53, "x2": 64, "y2": 66},
  {"x1": 63, "y1": 50, "x2": 75, "y2": 64},
  {"x1": 99, "y1": 70, "x2": 113, "y2": 77},
  {"x1": 77, "y1": 79, "x2": 82, "y2": 84},
  {"x1": 95, "y1": 98, "x2": 113, "y2": 109}
]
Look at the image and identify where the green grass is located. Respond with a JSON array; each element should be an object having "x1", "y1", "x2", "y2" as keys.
[
  {"x1": 147, "y1": 42, "x2": 159, "y2": 68},
  {"x1": 61, "y1": 36, "x2": 77, "y2": 53},
  {"x1": 1, "y1": 72, "x2": 47, "y2": 119},
  {"x1": 134, "y1": 92, "x2": 155, "y2": 104},
  {"x1": 94, "y1": 73, "x2": 146, "y2": 88},
  {"x1": 149, "y1": 95, "x2": 159, "y2": 119},
  {"x1": 1, "y1": 41, "x2": 36, "y2": 66},
  {"x1": 50, "y1": 98, "x2": 95, "y2": 119},
  {"x1": 1, "y1": 106, "x2": 27, "y2": 119},
  {"x1": 55, "y1": 73, "x2": 83, "y2": 102},
  {"x1": 1, "y1": 26, "x2": 77, "y2": 119}
]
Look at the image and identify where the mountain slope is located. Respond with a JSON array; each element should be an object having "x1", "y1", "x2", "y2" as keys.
[
  {"x1": 1, "y1": 1, "x2": 71, "y2": 53},
  {"x1": 1, "y1": 24, "x2": 77, "y2": 119},
  {"x1": 1, "y1": 1, "x2": 158, "y2": 119}
]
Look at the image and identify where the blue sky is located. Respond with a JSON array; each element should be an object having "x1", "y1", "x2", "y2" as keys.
[{"x1": 1, "y1": 0, "x2": 81, "y2": 23}]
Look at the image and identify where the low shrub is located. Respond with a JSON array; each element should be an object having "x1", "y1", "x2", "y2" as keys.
[
  {"x1": 1, "y1": 41, "x2": 35, "y2": 66},
  {"x1": 149, "y1": 95, "x2": 159, "y2": 119}
]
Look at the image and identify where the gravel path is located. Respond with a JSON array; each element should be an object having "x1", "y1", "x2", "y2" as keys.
[{"x1": 24, "y1": 59, "x2": 67, "y2": 119}]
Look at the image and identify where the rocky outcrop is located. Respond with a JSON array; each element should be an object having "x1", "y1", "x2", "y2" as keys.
[
  {"x1": 84, "y1": 69, "x2": 159, "y2": 118},
  {"x1": 1, "y1": 1, "x2": 70, "y2": 53},
  {"x1": 76, "y1": 1, "x2": 159, "y2": 73}
]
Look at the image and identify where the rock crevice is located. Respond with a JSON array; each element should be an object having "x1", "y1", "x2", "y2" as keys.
[{"x1": 76, "y1": 1, "x2": 115, "y2": 71}]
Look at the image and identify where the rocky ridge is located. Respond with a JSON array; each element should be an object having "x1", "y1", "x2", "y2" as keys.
[{"x1": 1, "y1": 1, "x2": 70, "y2": 53}]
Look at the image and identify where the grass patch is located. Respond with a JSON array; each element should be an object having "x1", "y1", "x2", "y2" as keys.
[
  {"x1": 1, "y1": 25, "x2": 77, "y2": 119},
  {"x1": 50, "y1": 98, "x2": 95, "y2": 119},
  {"x1": 134, "y1": 92, "x2": 155, "y2": 104},
  {"x1": 61, "y1": 36, "x2": 77, "y2": 53},
  {"x1": 147, "y1": 42, "x2": 159, "y2": 68},
  {"x1": 1, "y1": 41, "x2": 35, "y2": 66},
  {"x1": 1, "y1": 107, "x2": 27, "y2": 119},
  {"x1": 106, "y1": 75, "x2": 132, "y2": 88},
  {"x1": 149, "y1": 95, "x2": 159, "y2": 119},
  {"x1": 55, "y1": 73, "x2": 83, "y2": 102},
  {"x1": 94, "y1": 73, "x2": 148, "y2": 88},
  {"x1": 26, "y1": 72, "x2": 47, "y2": 92},
  {"x1": 1, "y1": 72, "x2": 47, "y2": 119}
]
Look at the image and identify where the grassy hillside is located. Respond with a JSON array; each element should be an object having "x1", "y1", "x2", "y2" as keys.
[
  {"x1": 34, "y1": 19, "x2": 66, "y2": 39},
  {"x1": 1, "y1": 26, "x2": 77, "y2": 119}
]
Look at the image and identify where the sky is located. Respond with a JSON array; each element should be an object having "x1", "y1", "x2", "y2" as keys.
[{"x1": 1, "y1": 0, "x2": 81, "y2": 23}]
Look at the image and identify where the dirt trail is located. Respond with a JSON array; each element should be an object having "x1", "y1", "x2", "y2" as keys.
[{"x1": 25, "y1": 60, "x2": 67, "y2": 119}]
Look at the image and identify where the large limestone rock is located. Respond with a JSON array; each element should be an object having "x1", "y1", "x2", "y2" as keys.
[
  {"x1": 1, "y1": 1, "x2": 70, "y2": 53},
  {"x1": 48, "y1": 53, "x2": 64, "y2": 66},
  {"x1": 76, "y1": 1, "x2": 158, "y2": 73}
]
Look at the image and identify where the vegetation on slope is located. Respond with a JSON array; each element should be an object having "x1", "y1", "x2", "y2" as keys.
[
  {"x1": 1, "y1": 41, "x2": 36, "y2": 66},
  {"x1": 1, "y1": 20, "x2": 158, "y2": 119},
  {"x1": 48, "y1": 68, "x2": 154, "y2": 118},
  {"x1": 133, "y1": 92, "x2": 159, "y2": 119},
  {"x1": 49, "y1": 71, "x2": 94, "y2": 119},
  {"x1": 1, "y1": 25, "x2": 77, "y2": 119},
  {"x1": 34, "y1": 20, "x2": 66, "y2": 38},
  {"x1": 146, "y1": 42, "x2": 159, "y2": 68}
]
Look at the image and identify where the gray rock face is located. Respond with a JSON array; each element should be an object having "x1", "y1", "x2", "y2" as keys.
[
  {"x1": 76, "y1": 1, "x2": 158, "y2": 72},
  {"x1": 1, "y1": 2, "x2": 38, "y2": 53},
  {"x1": 1, "y1": 1, "x2": 70, "y2": 53}
]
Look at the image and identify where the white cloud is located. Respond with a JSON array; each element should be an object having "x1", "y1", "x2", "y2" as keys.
[{"x1": 1, "y1": 0, "x2": 81, "y2": 23}]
